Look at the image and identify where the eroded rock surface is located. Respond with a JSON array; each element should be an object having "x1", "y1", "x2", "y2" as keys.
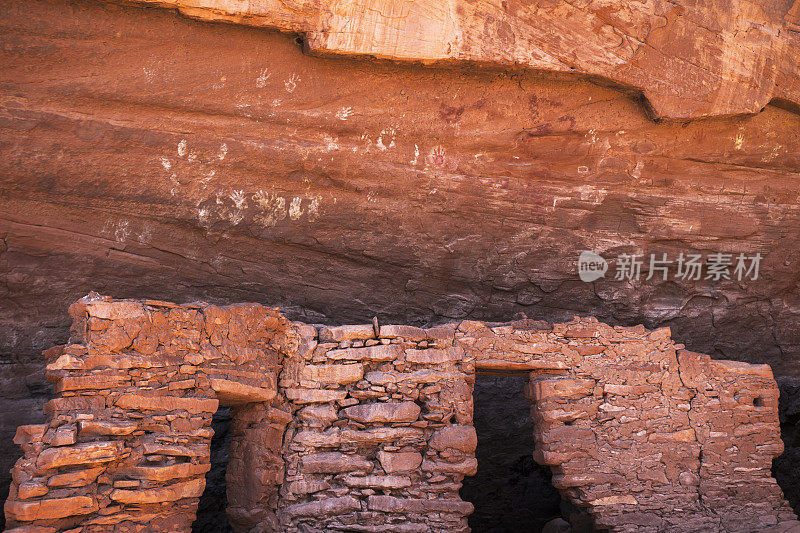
[
  {"x1": 2, "y1": 0, "x2": 799, "y2": 377},
  {"x1": 115, "y1": 0, "x2": 800, "y2": 119}
]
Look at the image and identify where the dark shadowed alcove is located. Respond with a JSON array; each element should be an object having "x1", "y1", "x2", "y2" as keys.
[
  {"x1": 193, "y1": 407, "x2": 233, "y2": 533},
  {"x1": 774, "y1": 378, "x2": 800, "y2": 516},
  {"x1": 460, "y1": 373, "x2": 563, "y2": 532}
]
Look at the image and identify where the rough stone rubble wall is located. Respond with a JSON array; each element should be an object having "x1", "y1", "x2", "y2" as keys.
[
  {"x1": 4, "y1": 295, "x2": 292, "y2": 532},
  {"x1": 681, "y1": 351, "x2": 793, "y2": 531},
  {"x1": 276, "y1": 322, "x2": 476, "y2": 532},
  {"x1": 458, "y1": 318, "x2": 796, "y2": 532},
  {"x1": 3, "y1": 296, "x2": 799, "y2": 532}
]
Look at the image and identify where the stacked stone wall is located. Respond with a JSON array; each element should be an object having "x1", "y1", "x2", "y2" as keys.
[
  {"x1": 276, "y1": 322, "x2": 476, "y2": 532},
  {"x1": 458, "y1": 317, "x2": 797, "y2": 532},
  {"x1": 4, "y1": 295, "x2": 292, "y2": 532},
  {"x1": 681, "y1": 350, "x2": 792, "y2": 531},
  {"x1": 3, "y1": 296, "x2": 799, "y2": 532}
]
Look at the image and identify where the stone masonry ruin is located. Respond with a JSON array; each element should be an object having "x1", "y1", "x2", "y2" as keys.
[{"x1": 3, "y1": 295, "x2": 799, "y2": 532}]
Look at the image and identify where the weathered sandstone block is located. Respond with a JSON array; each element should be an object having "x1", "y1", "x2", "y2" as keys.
[
  {"x1": 110, "y1": 478, "x2": 206, "y2": 504},
  {"x1": 342, "y1": 475, "x2": 412, "y2": 489},
  {"x1": 421, "y1": 458, "x2": 479, "y2": 476},
  {"x1": 284, "y1": 389, "x2": 348, "y2": 404},
  {"x1": 77, "y1": 420, "x2": 138, "y2": 436},
  {"x1": 126, "y1": 463, "x2": 211, "y2": 482},
  {"x1": 404, "y1": 347, "x2": 464, "y2": 365},
  {"x1": 5, "y1": 496, "x2": 97, "y2": 521},
  {"x1": 47, "y1": 467, "x2": 104, "y2": 488},
  {"x1": 318, "y1": 325, "x2": 375, "y2": 342},
  {"x1": 341, "y1": 402, "x2": 421, "y2": 424},
  {"x1": 36, "y1": 442, "x2": 121, "y2": 469},
  {"x1": 429, "y1": 426, "x2": 478, "y2": 453},
  {"x1": 301, "y1": 452, "x2": 373, "y2": 474},
  {"x1": 339, "y1": 428, "x2": 425, "y2": 445},
  {"x1": 54, "y1": 375, "x2": 128, "y2": 393},
  {"x1": 282, "y1": 496, "x2": 361, "y2": 518},
  {"x1": 293, "y1": 429, "x2": 343, "y2": 448},
  {"x1": 297, "y1": 404, "x2": 338, "y2": 427},
  {"x1": 142, "y1": 442, "x2": 207, "y2": 457},
  {"x1": 367, "y1": 495, "x2": 474, "y2": 515},
  {"x1": 13, "y1": 426, "x2": 47, "y2": 446},
  {"x1": 529, "y1": 378, "x2": 596, "y2": 401},
  {"x1": 326, "y1": 344, "x2": 403, "y2": 362},
  {"x1": 50, "y1": 426, "x2": 76, "y2": 447},
  {"x1": 16, "y1": 482, "x2": 47, "y2": 500},
  {"x1": 209, "y1": 378, "x2": 276, "y2": 404},
  {"x1": 365, "y1": 369, "x2": 460, "y2": 385},
  {"x1": 114, "y1": 394, "x2": 219, "y2": 414},
  {"x1": 300, "y1": 363, "x2": 364, "y2": 384},
  {"x1": 378, "y1": 325, "x2": 427, "y2": 341},
  {"x1": 377, "y1": 451, "x2": 423, "y2": 474}
]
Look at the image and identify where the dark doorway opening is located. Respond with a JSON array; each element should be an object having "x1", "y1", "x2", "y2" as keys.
[
  {"x1": 460, "y1": 372, "x2": 563, "y2": 532},
  {"x1": 193, "y1": 406, "x2": 233, "y2": 533},
  {"x1": 773, "y1": 378, "x2": 800, "y2": 516}
]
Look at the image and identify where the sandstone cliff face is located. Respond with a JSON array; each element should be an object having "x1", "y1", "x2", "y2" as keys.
[
  {"x1": 115, "y1": 0, "x2": 800, "y2": 119},
  {"x1": 2, "y1": 0, "x2": 800, "y2": 372},
  {"x1": 1, "y1": 0, "x2": 800, "y2": 526}
]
